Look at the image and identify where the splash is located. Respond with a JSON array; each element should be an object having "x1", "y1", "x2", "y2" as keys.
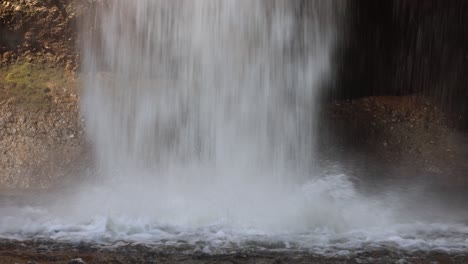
[{"x1": 78, "y1": 0, "x2": 354, "y2": 230}]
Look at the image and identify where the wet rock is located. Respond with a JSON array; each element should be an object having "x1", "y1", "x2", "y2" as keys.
[
  {"x1": 0, "y1": 62, "x2": 86, "y2": 189},
  {"x1": 395, "y1": 259, "x2": 411, "y2": 264},
  {"x1": 325, "y1": 95, "x2": 468, "y2": 182},
  {"x1": 0, "y1": 0, "x2": 83, "y2": 69},
  {"x1": 69, "y1": 258, "x2": 85, "y2": 264},
  {"x1": 2, "y1": 51, "x2": 13, "y2": 61},
  {"x1": 0, "y1": 0, "x2": 88, "y2": 188}
]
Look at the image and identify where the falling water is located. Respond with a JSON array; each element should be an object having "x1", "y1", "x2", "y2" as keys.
[
  {"x1": 78, "y1": 0, "x2": 362, "y2": 230},
  {"x1": 82, "y1": 1, "x2": 335, "y2": 179}
]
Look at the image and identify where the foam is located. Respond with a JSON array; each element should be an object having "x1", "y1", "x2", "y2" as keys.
[{"x1": 1, "y1": 173, "x2": 467, "y2": 254}]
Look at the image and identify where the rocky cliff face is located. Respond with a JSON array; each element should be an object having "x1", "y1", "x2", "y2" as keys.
[
  {"x1": 0, "y1": 0, "x2": 80, "y2": 67},
  {"x1": 322, "y1": 96, "x2": 468, "y2": 183},
  {"x1": 334, "y1": 0, "x2": 468, "y2": 126},
  {"x1": 0, "y1": 0, "x2": 87, "y2": 189}
]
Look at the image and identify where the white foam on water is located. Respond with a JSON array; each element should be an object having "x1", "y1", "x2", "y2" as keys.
[{"x1": 1, "y1": 173, "x2": 467, "y2": 254}]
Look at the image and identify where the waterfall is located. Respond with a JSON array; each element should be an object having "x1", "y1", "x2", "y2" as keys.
[
  {"x1": 2, "y1": 1, "x2": 467, "y2": 254},
  {"x1": 72, "y1": 0, "x2": 393, "y2": 233},
  {"x1": 77, "y1": 0, "x2": 362, "y2": 231},
  {"x1": 82, "y1": 1, "x2": 336, "y2": 180}
]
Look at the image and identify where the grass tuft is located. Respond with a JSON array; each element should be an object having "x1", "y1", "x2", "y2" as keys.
[{"x1": 0, "y1": 61, "x2": 70, "y2": 112}]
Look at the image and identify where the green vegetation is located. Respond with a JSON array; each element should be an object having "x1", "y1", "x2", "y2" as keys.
[{"x1": 0, "y1": 61, "x2": 70, "y2": 112}]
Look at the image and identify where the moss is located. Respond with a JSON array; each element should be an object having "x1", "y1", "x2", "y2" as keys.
[{"x1": 0, "y1": 61, "x2": 70, "y2": 112}]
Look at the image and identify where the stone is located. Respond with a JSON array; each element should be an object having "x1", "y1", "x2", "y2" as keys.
[
  {"x1": 2, "y1": 51, "x2": 13, "y2": 61},
  {"x1": 69, "y1": 258, "x2": 86, "y2": 264}
]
